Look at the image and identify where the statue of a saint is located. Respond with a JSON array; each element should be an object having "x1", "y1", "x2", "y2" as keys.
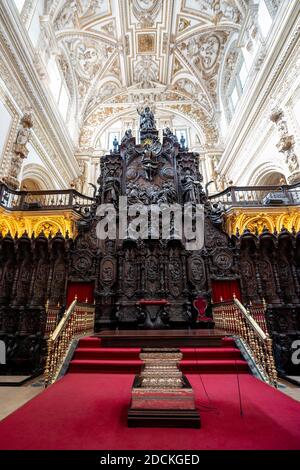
[
  {"x1": 16, "y1": 127, "x2": 30, "y2": 146},
  {"x1": 163, "y1": 127, "x2": 178, "y2": 143},
  {"x1": 121, "y1": 129, "x2": 133, "y2": 144},
  {"x1": 180, "y1": 134, "x2": 186, "y2": 150},
  {"x1": 14, "y1": 113, "x2": 33, "y2": 158},
  {"x1": 157, "y1": 182, "x2": 177, "y2": 204},
  {"x1": 210, "y1": 202, "x2": 224, "y2": 227},
  {"x1": 103, "y1": 169, "x2": 120, "y2": 204},
  {"x1": 112, "y1": 136, "x2": 119, "y2": 153},
  {"x1": 142, "y1": 147, "x2": 159, "y2": 181},
  {"x1": 181, "y1": 170, "x2": 200, "y2": 203},
  {"x1": 137, "y1": 106, "x2": 156, "y2": 131}
]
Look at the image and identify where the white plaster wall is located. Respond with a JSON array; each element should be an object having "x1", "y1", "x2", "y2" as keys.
[
  {"x1": 0, "y1": 98, "x2": 13, "y2": 168},
  {"x1": 20, "y1": 143, "x2": 63, "y2": 189},
  {"x1": 23, "y1": 142, "x2": 46, "y2": 169},
  {"x1": 244, "y1": 131, "x2": 287, "y2": 185}
]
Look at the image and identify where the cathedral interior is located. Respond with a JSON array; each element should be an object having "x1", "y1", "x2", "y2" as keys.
[{"x1": 0, "y1": 0, "x2": 300, "y2": 455}]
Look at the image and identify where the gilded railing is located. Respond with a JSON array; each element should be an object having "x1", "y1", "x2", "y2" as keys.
[
  {"x1": 247, "y1": 300, "x2": 269, "y2": 334},
  {"x1": 44, "y1": 301, "x2": 60, "y2": 337},
  {"x1": 44, "y1": 299, "x2": 95, "y2": 386},
  {"x1": 213, "y1": 296, "x2": 277, "y2": 386}
]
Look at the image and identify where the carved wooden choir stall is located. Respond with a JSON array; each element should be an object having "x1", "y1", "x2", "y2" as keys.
[{"x1": 0, "y1": 110, "x2": 300, "y2": 378}]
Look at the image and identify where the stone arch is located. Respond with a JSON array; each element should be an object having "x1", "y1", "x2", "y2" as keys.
[
  {"x1": 255, "y1": 172, "x2": 287, "y2": 186},
  {"x1": 88, "y1": 104, "x2": 207, "y2": 149},
  {"x1": 171, "y1": 70, "x2": 214, "y2": 115},
  {"x1": 248, "y1": 162, "x2": 288, "y2": 186},
  {"x1": 20, "y1": 178, "x2": 44, "y2": 191},
  {"x1": 82, "y1": 76, "x2": 124, "y2": 121},
  {"x1": 21, "y1": 164, "x2": 57, "y2": 190}
]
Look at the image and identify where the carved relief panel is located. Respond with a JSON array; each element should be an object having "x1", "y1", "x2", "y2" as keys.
[
  {"x1": 99, "y1": 256, "x2": 117, "y2": 289},
  {"x1": 167, "y1": 257, "x2": 183, "y2": 298},
  {"x1": 187, "y1": 255, "x2": 206, "y2": 292}
]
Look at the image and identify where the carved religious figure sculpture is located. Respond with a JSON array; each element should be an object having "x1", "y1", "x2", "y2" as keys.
[
  {"x1": 142, "y1": 147, "x2": 159, "y2": 181},
  {"x1": 14, "y1": 113, "x2": 33, "y2": 158},
  {"x1": 137, "y1": 106, "x2": 156, "y2": 131},
  {"x1": 2, "y1": 113, "x2": 33, "y2": 189},
  {"x1": 103, "y1": 169, "x2": 120, "y2": 205},
  {"x1": 181, "y1": 170, "x2": 200, "y2": 203}
]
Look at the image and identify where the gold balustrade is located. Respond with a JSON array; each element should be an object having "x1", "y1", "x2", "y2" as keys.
[
  {"x1": 247, "y1": 300, "x2": 269, "y2": 334},
  {"x1": 44, "y1": 301, "x2": 60, "y2": 337},
  {"x1": 44, "y1": 299, "x2": 95, "y2": 387},
  {"x1": 213, "y1": 296, "x2": 277, "y2": 386}
]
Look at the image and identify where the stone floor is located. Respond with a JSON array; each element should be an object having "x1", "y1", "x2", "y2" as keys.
[
  {"x1": 278, "y1": 378, "x2": 300, "y2": 402},
  {"x1": 0, "y1": 375, "x2": 299, "y2": 422},
  {"x1": 0, "y1": 376, "x2": 44, "y2": 421}
]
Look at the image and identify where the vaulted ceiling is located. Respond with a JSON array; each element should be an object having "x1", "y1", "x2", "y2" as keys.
[{"x1": 45, "y1": 0, "x2": 247, "y2": 148}]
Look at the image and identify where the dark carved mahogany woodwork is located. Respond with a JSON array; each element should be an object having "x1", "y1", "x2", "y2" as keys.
[
  {"x1": 0, "y1": 230, "x2": 71, "y2": 374},
  {"x1": 0, "y1": 114, "x2": 300, "y2": 376},
  {"x1": 93, "y1": 118, "x2": 237, "y2": 331}
]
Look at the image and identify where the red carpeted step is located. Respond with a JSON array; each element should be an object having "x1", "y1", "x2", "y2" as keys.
[
  {"x1": 221, "y1": 337, "x2": 236, "y2": 347},
  {"x1": 180, "y1": 347, "x2": 241, "y2": 360},
  {"x1": 77, "y1": 337, "x2": 101, "y2": 348},
  {"x1": 180, "y1": 359, "x2": 249, "y2": 374},
  {"x1": 69, "y1": 334, "x2": 248, "y2": 375},
  {"x1": 73, "y1": 347, "x2": 141, "y2": 360},
  {"x1": 73, "y1": 347, "x2": 241, "y2": 361},
  {"x1": 68, "y1": 359, "x2": 142, "y2": 374}
]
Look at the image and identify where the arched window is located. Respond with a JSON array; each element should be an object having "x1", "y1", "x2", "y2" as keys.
[
  {"x1": 47, "y1": 57, "x2": 70, "y2": 121},
  {"x1": 227, "y1": 56, "x2": 249, "y2": 116},
  {"x1": 257, "y1": 0, "x2": 273, "y2": 39}
]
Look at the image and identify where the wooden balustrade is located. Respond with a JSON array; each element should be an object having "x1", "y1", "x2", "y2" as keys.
[
  {"x1": 0, "y1": 182, "x2": 94, "y2": 211},
  {"x1": 208, "y1": 182, "x2": 300, "y2": 209},
  {"x1": 44, "y1": 299, "x2": 95, "y2": 386},
  {"x1": 213, "y1": 296, "x2": 277, "y2": 386}
]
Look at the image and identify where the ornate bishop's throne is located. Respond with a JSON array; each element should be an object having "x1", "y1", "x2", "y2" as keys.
[{"x1": 88, "y1": 109, "x2": 234, "y2": 330}]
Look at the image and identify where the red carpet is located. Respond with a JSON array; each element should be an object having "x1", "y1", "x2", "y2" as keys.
[
  {"x1": 68, "y1": 336, "x2": 249, "y2": 374},
  {"x1": 0, "y1": 373, "x2": 300, "y2": 450}
]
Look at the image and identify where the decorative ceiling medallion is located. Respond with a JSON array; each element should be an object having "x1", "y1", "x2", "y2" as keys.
[
  {"x1": 186, "y1": 34, "x2": 221, "y2": 72},
  {"x1": 132, "y1": 0, "x2": 162, "y2": 27},
  {"x1": 137, "y1": 33, "x2": 156, "y2": 53}
]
